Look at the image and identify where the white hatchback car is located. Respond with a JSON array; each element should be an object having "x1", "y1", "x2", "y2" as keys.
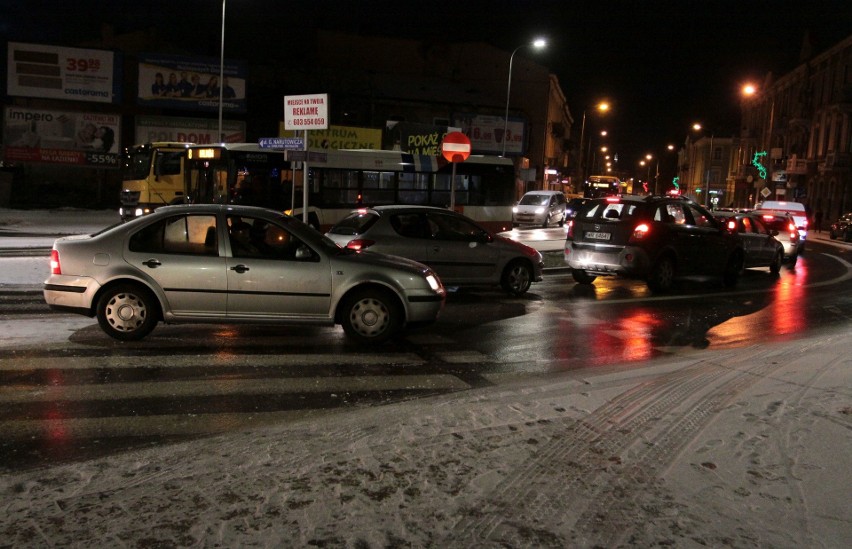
[{"x1": 512, "y1": 190, "x2": 567, "y2": 228}]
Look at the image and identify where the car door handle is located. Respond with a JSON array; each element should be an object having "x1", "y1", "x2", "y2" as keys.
[
  {"x1": 230, "y1": 264, "x2": 250, "y2": 273},
  {"x1": 142, "y1": 259, "x2": 161, "y2": 268}
]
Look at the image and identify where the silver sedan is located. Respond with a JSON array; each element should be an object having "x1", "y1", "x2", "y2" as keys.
[{"x1": 43, "y1": 204, "x2": 445, "y2": 343}]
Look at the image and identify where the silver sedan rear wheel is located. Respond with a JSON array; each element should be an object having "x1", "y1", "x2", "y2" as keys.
[{"x1": 96, "y1": 284, "x2": 158, "y2": 341}]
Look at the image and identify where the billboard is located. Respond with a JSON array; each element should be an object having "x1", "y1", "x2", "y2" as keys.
[
  {"x1": 453, "y1": 113, "x2": 527, "y2": 156},
  {"x1": 279, "y1": 124, "x2": 382, "y2": 150},
  {"x1": 3, "y1": 106, "x2": 121, "y2": 168},
  {"x1": 6, "y1": 42, "x2": 121, "y2": 104},
  {"x1": 383, "y1": 122, "x2": 461, "y2": 155},
  {"x1": 137, "y1": 53, "x2": 247, "y2": 113},
  {"x1": 134, "y1": 115, "x2": 246, "y2": 145}
]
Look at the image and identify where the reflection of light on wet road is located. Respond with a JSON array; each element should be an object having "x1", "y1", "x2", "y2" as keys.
[
  {"x1": 617, "y1": 311, "x2": 660, "y2": 361},
  {"x1": 769, "y1": 260, "x2": 808, "y2": 335}
]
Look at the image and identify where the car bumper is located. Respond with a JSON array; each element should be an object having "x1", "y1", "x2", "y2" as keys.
[
  {"x1": 43, "y1": 275, "x2": 100, "y2": 315},
  {"x1": 404, "y1": 288, "x2": 445, "y2": 323},
  {"x1": 564, "y1": 242, "x2": 651, "y2": 276},
  {"x1": 512, "y1": 214, "x2": 546, "y2": 225}
]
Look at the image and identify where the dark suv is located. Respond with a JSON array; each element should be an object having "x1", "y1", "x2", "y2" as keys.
[{"x1": 563, "y1": 195, "x2": 744, "y2": 292}]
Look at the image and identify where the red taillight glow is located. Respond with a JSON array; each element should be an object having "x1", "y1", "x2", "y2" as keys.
[
  {"x1": 50, "y1": 249, "x2": 61, "y2": 275},
  {"x1": 566, "y1": 220, "x2": 574, "y2": 239},
  {"x1": 605, "y1": 197, "x2": 620, "y2": 203},
  {"x1": 345, "y1": 239, "x2": 375, "y2": 251},
  {"x1": 788, "y1": 222, "x2": 796, "y2": 232},
  {"x1": 632, "y1": 223, "x2": 650, "y2": 240},
  {"x1": 727, "y1": 219, "x2": 737, "y2": 231}
]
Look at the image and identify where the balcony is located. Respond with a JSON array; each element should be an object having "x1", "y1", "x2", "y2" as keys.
[{"x1": 824, "y1": 152, "x2": 851, "y2": 171}]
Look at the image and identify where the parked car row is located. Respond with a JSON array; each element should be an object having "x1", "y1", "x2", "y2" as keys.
[{"x1": 43, "y1": 195, "x2": 815, "y2": 344}]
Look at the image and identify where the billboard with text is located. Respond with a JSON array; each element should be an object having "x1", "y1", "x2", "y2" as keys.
[
  {"x1": 137, "y1": 53, "x2": 247, "y2": 113},
  {"x1": 6, "y1": 42, "x2": 121, "y2": 104},
  {"x1": 3, "y1": 106, "x2": 121, "y2": 168}
]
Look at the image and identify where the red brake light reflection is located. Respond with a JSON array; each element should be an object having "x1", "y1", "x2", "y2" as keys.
[
  {"x1": 605, "y1": 197, "x2": 620, "y2": 203},
  {"x1": 346, "y1": 239, "x2": 375, "y2": 251},
  {"x1": 50, "y1": 250, "x2": 61, "y2": 275}
]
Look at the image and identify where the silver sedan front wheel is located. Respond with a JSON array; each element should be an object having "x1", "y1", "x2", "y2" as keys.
[{"x1": 340, "y1": 288, "x2": 401, "y2": 344}]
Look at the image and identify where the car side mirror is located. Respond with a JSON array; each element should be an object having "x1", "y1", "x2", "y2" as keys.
[{"x1": 295, "y1": 245, "x2": 315, "y2": 261}]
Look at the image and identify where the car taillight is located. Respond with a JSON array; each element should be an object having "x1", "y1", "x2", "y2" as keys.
[
  {"x1": 788, "y1": 222, "x2": 796, "y2": 232},
  {"x1": 726, "y1": 219, "x2": 737, "y2": 231},
  {"x1": 566, "y1": 220, "x2": 574, "y2": 239},
  {"x1": 346, "y1": 239, "x2": 375, "y2": 251},
  {"x1": 631, "y1": 223, "x2": 650, "y2": 240},
  {"x1": 50, "y1": 249, "x2": 61, "y2": 275}
]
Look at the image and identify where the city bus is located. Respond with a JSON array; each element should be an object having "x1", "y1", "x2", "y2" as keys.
[
  {"x1": 181, "y1": 144, "x2": 517, "y2": 232},
  {"x1": 119, "y1": 142, "x2": 193, "y2": 220},
  {"x1": 583, "y1": 175, "x2": 621, "y2": 199}
]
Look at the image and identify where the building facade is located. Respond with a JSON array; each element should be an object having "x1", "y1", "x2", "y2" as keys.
[{"x1": 739, "y1": 33, "x2": 852, "y2": 219}]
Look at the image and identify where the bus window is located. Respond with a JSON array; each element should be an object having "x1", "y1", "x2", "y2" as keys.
[
  {"x1": 362, "y1": 170, "x2": 395, "y2": 205},
  {"x1": 398, "y1": 172, "x2": 429, "y2": 205},
  {"x1": 317, "y1": 169, "x2": 359, "y2": 207}
]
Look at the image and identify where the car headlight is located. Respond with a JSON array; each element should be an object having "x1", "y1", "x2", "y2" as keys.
[
  {"x1": 512, "y1": 207, "x2": 519, "y2": 213},
  {"x1": 426, "y1": 274, "x2": 441, "y2": 292}
]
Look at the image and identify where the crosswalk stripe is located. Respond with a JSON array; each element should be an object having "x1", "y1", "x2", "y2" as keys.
[
  {"x1": 0, "y1": 353, "x2": 427, "y2": 371},
  {"x1": 0, "y1": 374, "x2": 469, "y2": 404}
]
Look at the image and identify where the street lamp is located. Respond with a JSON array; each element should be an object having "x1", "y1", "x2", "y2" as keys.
[
  {"x1": 502, "y1": 38, "x2": 546, "y2": 157},
  {"x1": 218, "y1": 0, "x2": 226, "y2": 143},
  {"x1": 578, "y1": 101, "x2": 609, "y2": 185},
  {"x1": 692, "y1": 122, "x2": 714, "y2": 207}
]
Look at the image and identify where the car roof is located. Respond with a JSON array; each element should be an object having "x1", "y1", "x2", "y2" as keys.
[{"x1": 364, "y1": 205, "x2": 454, "y2": 214}]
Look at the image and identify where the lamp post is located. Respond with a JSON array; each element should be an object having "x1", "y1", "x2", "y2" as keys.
[
  {"x1": 217, "y1": 0, "x2": 226, "y2": 143},
  {"x1": 692, "y1": 123, "x2": 714, "y2": 208},
  {"x1": 502, "y1": 38, "x2": 546, "y2": 157},
  {"x1": 578, "y1": 102, "x2": 609, "y2": 186}
]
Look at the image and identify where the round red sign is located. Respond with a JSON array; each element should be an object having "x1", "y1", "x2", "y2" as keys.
[{"x1": 441, "y1": 131, "x2": 472, "y2": 163}]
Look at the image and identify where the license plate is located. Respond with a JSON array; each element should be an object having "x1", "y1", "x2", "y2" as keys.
[{"x1": 585, "y1": 231, "x2": 611, "y2": 240}]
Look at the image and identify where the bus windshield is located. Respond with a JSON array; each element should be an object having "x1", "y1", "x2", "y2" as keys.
[{"x1": 584, "y1": 175, "x2": 621, "y2": 199}]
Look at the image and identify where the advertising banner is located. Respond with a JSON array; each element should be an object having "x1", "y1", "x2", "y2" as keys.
[
  {"x1": 383, "y1": 122, "x2": 461, "y2": 155},
  {"x1": 3, "y1": 106, "x2": 120, "y2": 168},
  {"x1": 6, "y1": 42, "x2": 120, "y2": 104},
  {"x1": 453, "y1": 113, "x2": 527, "y2": 156},
  {"x1": 137, "y1": 53, "x2": 247, "y2": 113},
  {"x1": 279, "y1": 124, "x2": 382, "y2": 150},
  {"x1": 283, "y1": 94, "x2": 328, "y2": 130},
  {"x1": 134, "y1": 115, "x2": 246, "y2": 145}
]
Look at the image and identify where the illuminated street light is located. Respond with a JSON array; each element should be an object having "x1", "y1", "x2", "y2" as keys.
[
  {"x1": 578, "y1": 101, "x2": 610, "y2": 184},
  {"x1": 691, "y1": 122, "x2": 714, "y2": 207},
  {"x1": 502, "y1": 38, "x2": 547, "y2": 157}
]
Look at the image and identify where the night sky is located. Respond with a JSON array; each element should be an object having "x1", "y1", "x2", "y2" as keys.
[{"x1": 3, "y1": 0, "x2": 851, "y2": 168}]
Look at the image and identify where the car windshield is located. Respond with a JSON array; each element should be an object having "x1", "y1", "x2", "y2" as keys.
[{"x1": 519, "y1": 194, "x2": 550, "y2": 206}]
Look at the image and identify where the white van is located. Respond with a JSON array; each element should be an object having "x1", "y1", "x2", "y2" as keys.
[
  {"x1": 512, "y1": 190, "x2": 567, "y2": 228},
  {"x1": 755, "y1": 200, "x2": 808, "y2": 245}
]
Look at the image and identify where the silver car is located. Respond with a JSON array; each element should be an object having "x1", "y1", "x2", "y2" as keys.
[
  {"x1": 326, "y1": 205, "x2": 543, "y2": 295},
  {"x1": 43, "y1": 204, "x2": 445, "y2": 343},
  {"x1": 512, "y1": 190, "x2": 567, "y2": 228}
]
